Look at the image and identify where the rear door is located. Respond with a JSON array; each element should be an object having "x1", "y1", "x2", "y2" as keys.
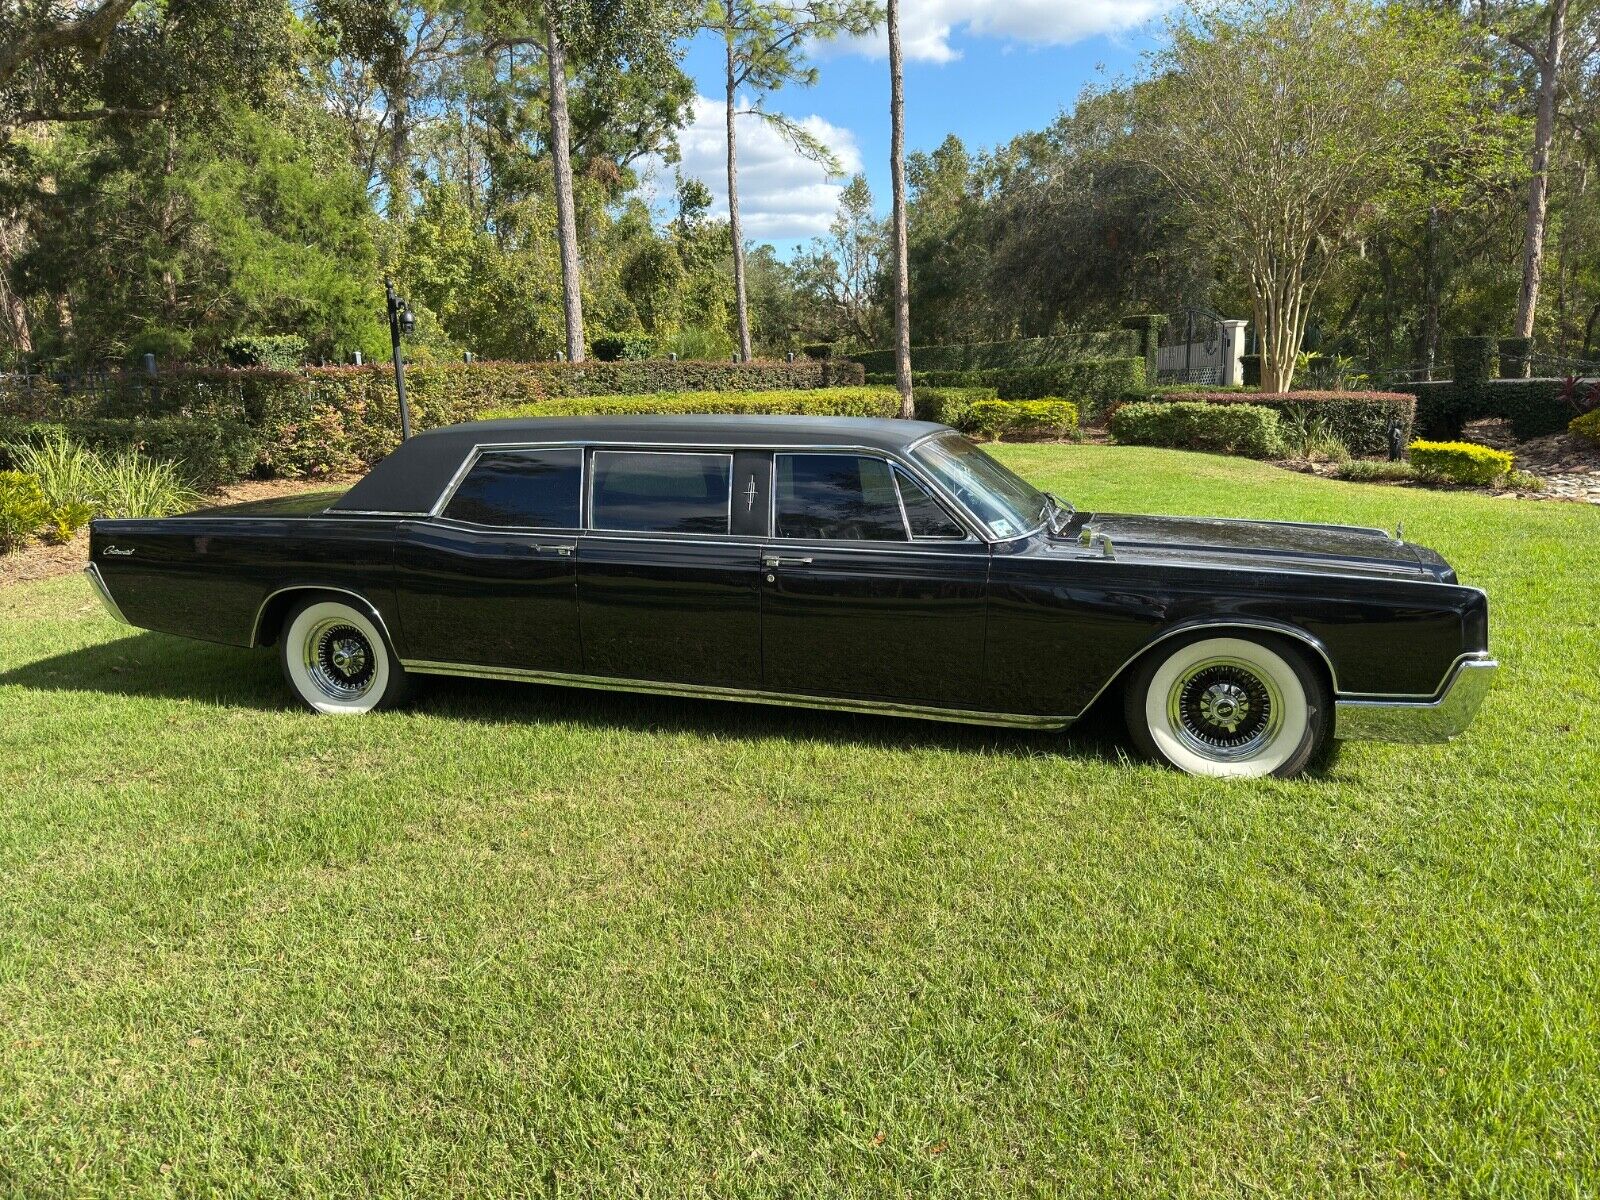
[
  {"x1": 576, "y1": 448, "x2": 766, "y2": 688},
  {"x1": 394, "y1": 446, "x2": 584, "y2": 672},
  {"x1": 759, "y1": 452, "x2": 991, "y2": 707}
]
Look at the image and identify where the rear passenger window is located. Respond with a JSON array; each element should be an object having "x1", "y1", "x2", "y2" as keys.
[
  {"x1": 443, "y1": 448, "x2": 582, "y2": 528},
  {"x1": 775, "y1": 454, "x2": 907, "y2": 541},
  {"x1": 591, "y1": 451, "x2": 732, "y2": 534}
]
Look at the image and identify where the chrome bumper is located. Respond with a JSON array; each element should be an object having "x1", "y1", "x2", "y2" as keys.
[
  {"x1": 1334, "y1": 656, "x2": 1498, "y2": 743},
  {"x1": 84, "y1": 563, "x2": 132, "y2": 626}
]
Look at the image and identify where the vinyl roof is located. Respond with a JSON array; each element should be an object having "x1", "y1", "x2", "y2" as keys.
[{"x1": 329, "y1": 415, "x2": 953, "y2": 514}]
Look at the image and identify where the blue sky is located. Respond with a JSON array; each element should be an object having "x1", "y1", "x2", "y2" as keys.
[{"x1": 641, "y1": 3, "x2": 1173, "y2": 255}]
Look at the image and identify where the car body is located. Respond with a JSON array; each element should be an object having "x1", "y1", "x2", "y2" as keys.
[{"x1": 85, "y1": 416, "x2": 1497, "y2": 777}]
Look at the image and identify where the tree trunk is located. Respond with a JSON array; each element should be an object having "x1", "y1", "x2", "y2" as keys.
[
  {"x1": 725, "y1": 18, "x2": 752, "y2": 362},
  {"x1": 1514, "y1": 0, "x2": 1568, "y2": 341},
  {"x1": 0, "y1": 214, "x2": 33, "y2": 358},
  {"x1": 887, "y1": 0, "x2": 912, "y2": 420},
  {"x1": 1421, "y1": 205, "x2": 1441, "y2": 372},
  {"x1": 546, "y1": 12, "x2": 585, "y2": 363}
]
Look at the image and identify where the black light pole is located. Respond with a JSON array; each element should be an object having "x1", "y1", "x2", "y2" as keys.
[{"x1": 385, "y1": 277, "x2": 416, "y2": 441}]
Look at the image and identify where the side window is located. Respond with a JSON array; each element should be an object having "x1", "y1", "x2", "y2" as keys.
[
  {"x1": 775, "y1": 454, "x2": 907, "y2": 542},
  {"x1": 895, "y1": 469, "x2": 967, "y2": 539},
  {"x1": 442, "y1": 448, "x2": 582, "y2": 528},
  {"x1": 590, "y1": 451, "x2": 732, "y2": 534}
]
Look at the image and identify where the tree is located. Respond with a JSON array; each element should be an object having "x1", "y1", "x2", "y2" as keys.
[
  {"x1": 1134, "y1": 0, "x2": 1500, "y2": 392},
  {"x1": 708, "y1": 0, "x2": 880, "y2": 361},
  {"x1": 789, "y1": 175, "x2": 885, "y2": 346},
  {"x1": 886, "y1": 0, "x2": 910, "y2": 418}
]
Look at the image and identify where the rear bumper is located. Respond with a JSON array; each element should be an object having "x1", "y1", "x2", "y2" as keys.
[
  {"x1": 84, "y1": 563, "x2": 132, "y2": 626},
  {"x1": 1334, "y1": 655, "x2": 1498, "y2": 743}
]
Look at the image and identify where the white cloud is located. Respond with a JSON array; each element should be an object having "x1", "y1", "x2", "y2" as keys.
[
  {"x1": 638, "y1": 95, "x2": 863, "y2": 244},
  {"x1": 843, "y1": 0, "x2": 1175, "y2": 63}
]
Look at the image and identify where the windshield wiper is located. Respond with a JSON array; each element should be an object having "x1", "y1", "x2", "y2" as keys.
[{"x1": 1043, "y1": 492, "x2": 1076, "y2": 533}]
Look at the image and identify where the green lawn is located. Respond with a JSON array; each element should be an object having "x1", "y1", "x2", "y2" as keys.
[{"x1": 1, "y1": 445, "x2": 1596, "y2": 1198}]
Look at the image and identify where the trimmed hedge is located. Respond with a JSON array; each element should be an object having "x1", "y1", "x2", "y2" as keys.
[
  {"x1": 853, "y1": 330, "x2": 1138, "y2": 376},
  {"x1": 912, "y1": 386, "x2": 997, "y2": 430},
  {"x1": 0, "y1": 416, "x2": 266, "y2": 489},
  {"x1": 1110, "y1": 401, "x2": 1284, "y2": 458},
  {"x1": 1408, "y1": 440, "x2": 1513, "y2": 486},
  {"x1": 967, "y1": 399, "x2": 1079, "y2": 441},
  {"x1": 588, "y1": 333, "x2": 654, "y2": 362},
  {"x1": 870, "y1": 357, "x2": 1145, "y2": 414},
  {"x1": 484, "y1": 388, "x2": 902, "y2": 421},
  {"x1": 1176, "y1": 390, "x2": 1414, "y2": 457},
  {"x1": 1398, "y1": 376, "x2": 1590, "y2": 440}
]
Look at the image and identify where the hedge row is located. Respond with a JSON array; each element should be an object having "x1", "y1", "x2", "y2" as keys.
[
  {"x1": 1170, "y1": 390, "x2": 1414, "y2": 457},
  {"x1": 485, "y1": 388, "x2": 902, "y2": 421},
  {"x1": 852, "y1": 331, "x2": 1138, "y2": 376},
  {"x1": 867, "y1": 357, "x2": 1145, "y2": 413},
  {"x1": 1399, "y1": 377, "x2": 1589, "y2": 440},
  {"x1": 0, "y1": 416, "x2": 264, "y2": 489},
  {"x1": 1109, "y1": 402, "x2": 1284, "y2": 458}
]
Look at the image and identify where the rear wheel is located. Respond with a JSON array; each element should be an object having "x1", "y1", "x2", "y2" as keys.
[
  {"x1": 280, "y1": 597, "x2": 409, "y2": 714},
  {"x1": 1122, "y1": 633, "x2": 1328, "y2": 779}
]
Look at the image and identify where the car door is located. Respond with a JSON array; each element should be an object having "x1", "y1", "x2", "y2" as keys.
[
  {"x1": 393, "y1": 446, "x2": 584, "y2": 673},
  {"x1": 759, "y1": 451, "x2": 990, "y2": 707},
  {"x1": 576, "y1": 447, "x2": 766, "y2": 688}
]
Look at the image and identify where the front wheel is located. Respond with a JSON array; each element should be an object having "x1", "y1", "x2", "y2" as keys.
[
  {"x1": 1122, "y1": 633, "x2": 1329, "y2": 779},
  {"x1": 280, "y1": 597, "x2": 409, "y2": 715}
]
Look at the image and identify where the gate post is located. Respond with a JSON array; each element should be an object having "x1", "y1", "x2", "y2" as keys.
[{"x1": 1220, "y1": 320, "x2": 1249, "y2": 386}]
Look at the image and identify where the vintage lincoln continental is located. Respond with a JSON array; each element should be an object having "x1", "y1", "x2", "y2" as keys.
[{"x1": 84, "y1": 415, "x2": 1496, "y2": 778}]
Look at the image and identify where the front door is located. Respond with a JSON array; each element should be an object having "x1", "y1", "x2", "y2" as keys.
[
  {"x1": 576, "y1": 448, "x2": 766, "y2": 688},
  {"x1": 393, "y1": 446, "x2": 584, "y2": 672},
  {"x1": 759, "y1": 452, "x2": 990, "y2": 707}
]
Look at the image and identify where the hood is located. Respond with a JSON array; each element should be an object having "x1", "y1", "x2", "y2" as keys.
[{"x1": 1072, "y1": 513, "x2": 1455, "y2": 582}]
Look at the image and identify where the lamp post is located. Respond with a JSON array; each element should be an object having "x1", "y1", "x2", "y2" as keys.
[{"x1": 385, "y1": 277, "x2": 416, "y2": 441}]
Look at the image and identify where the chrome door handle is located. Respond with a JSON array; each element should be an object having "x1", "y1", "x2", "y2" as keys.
[
  {"x1": 536, "y1": 544, "x2": 575, "y2": 556},
  {"x1": 762, "y1": 554, "x2": 814, "y2": 567}
]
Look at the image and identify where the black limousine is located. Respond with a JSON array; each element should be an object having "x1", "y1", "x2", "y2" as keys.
[{"x1": 85, "y1": 416, "x2": 1496, "y2": 778}]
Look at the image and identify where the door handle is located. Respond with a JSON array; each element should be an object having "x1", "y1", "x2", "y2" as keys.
[
  {"x1": 536, "y1": 544, "x2": 575, "y2": 556},
  {"x1": 762, "y1": 554, "x2": 814, "y2": 568}
]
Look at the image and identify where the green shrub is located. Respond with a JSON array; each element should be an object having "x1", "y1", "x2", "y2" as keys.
[
  {"x1": 1408, "y1": 440, "x2": 1514, "y2": 486},
  {"x1": 853, "y1": 330, "x2": 1137, "y2": 376},
  {"x1": 1173, "y1": 391, "x2": 1412, "y2": 457},
  {"x1": 589, "y1": 332, "x2": 654, "y2": 362},
  {"x1": 1571, "y1": 407, "x2": 1600, "y2": 444},
  {"x1": 1332, "y1": 459, "x2": 1418, "y2": 483},
  {"x1": 0, "y1": 416, "x2": 265, "y2": 490},
  {"x1": 223, "y1": 334, "x2": 308, "y2": 369},
  {"x1": 1497, "y1": 337, "x2": 1531, "y2": 379},
  {"x1": 1109, "y1": 401, "x2": 1284, "y2": 458},
  {"x1": 484, "y1": 387, "x2": 901, "y2": 421},
  {"x1": 1404, "y1": 381, "x2": 1463, "y2": 439},
  {"x1": 1502, "y1": 469, "x2": 1545, "y2": 492},
  {"x1": 92, "y1": 449, "x2": 201, "y2": 517},
  {"x1": 967, "y1": 399, "x2": 1079, "y2": 441},
  {"x1": 912, "y1": 386, "x2": 996, "y2": 430},
  {"x1": 875, "y1": 358, "x2": 1145, "y2": 415},
  {"x1": 45, "y1": 500, "x2": 95, "y2": 543},
  {"x1": 0, "y1": 470, "x2": 48, "y2": 551}
]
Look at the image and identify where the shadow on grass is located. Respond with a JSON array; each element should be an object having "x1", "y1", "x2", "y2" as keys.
[{"x1": 0, "y1": 631, "x2": 1134, "y2": 766}]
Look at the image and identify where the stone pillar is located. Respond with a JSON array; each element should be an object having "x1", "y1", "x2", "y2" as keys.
[{"x1": 1220, "y1": 320, "x2": 1249, "y2": 386}]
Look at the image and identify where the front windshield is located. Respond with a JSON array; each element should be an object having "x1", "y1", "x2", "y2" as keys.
[{"x1": 911, "y1": 433, "x2": 1054, "y2": 540}]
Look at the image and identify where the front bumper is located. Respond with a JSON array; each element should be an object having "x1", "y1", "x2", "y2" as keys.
[{"x1": 1334, "y1": 655, "x2": 1498, "y2": 743}]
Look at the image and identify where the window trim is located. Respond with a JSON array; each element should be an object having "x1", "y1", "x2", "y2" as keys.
[
  {"x1": 431, "y1": 444, "x2": 586, "y2": 533},
  {"x1": 427, "y1": 440, "x2": 990, "y2": 545},
  {"x1": 771, "y1": 451, "x2": 975, "y2": 545},
  {"x1": 586, "y1": 448, "x2": 736, "y2": 537}
]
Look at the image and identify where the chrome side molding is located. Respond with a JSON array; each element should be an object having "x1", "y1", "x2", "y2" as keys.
[
  {"x1": 400, "y1": 658, "x2": 1073, "y2": 731},
  {"x1": 1335, "y1": 655, "x2": 1498, "y2": 743}
]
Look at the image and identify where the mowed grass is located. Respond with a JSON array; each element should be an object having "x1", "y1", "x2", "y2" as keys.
[{"x1": 0, "y1": 445, "x2": 1596, "y2": 1198}]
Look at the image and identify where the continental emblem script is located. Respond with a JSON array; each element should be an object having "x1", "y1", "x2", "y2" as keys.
[{"x1": 103, "y1": 546, "x2": 136, "y2": 556}]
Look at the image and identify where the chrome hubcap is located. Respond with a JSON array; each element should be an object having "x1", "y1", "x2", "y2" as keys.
[
  {"x1": 1166, "y1": 658, "x2": 1283, "y2": 761},
  {"x1": 304, "y1": 619, "x2": 376, "y2": 701}
]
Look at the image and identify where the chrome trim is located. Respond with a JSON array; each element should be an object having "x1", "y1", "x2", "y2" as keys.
[
  {"x1": 588, "y1": 449, "x2": 734, "y2": 536},
  {"x1": 83, "y1": 564, "x2": 131, "y2": 626},
  {"x1": 891, "y1": 465, "x2": 968, "y2": 541},
  {"x1": 423, "y1": 438, "x2": 993, "y2": 544},
  {"x1": 248, "y1": 585, "x2": 396, "y2": 649},
  {"x1": 400, "y1": 659, "x2": 1072, "y2": 730},
  {"x1": 1335, "y1": 656, "x2": 1498, "y2": 743}
]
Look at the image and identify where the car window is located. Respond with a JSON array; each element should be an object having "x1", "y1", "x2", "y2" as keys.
[
  {"x1": 590, "y1": 451, "x2": 732, "y2": 534},
  {"x1": 775, "y1": 454, "x2": 908, "y2": 541},
  {"x1": 442, "y1": 448, "x2": 582, "y2": 528},
  {"x1": 895, "y1": 469, "x2": 966, "y2": 539}
]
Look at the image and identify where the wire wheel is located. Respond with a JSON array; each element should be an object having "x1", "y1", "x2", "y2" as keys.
[
  {"x1": 280, "y1": 597, "x2": 406, "y2": 715},
  {"x1": 303, "y1": 619, "x2": 377, "y2": 702},
  {"x1": 1165, "y1": 656, "x2": 1284, "y2": 763}
]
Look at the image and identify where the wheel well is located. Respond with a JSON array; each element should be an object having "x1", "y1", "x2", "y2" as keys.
[
  {"x1": 1104, "y1": 622, "x2": 1337, "y2": 710},
  {"x1": 252, "y1": 587, "x2": 383, "y2": 648}
]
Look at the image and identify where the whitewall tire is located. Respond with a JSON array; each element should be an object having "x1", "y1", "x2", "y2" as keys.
[
  {"x1": 1122, "y1": 633, "x2": 1329, "y2": 779},
  {"x1": 280, "y1": 597, "x2": 409, "y2": 715}
]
